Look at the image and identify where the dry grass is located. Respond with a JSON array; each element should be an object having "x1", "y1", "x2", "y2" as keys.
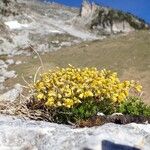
[
  {"x1": 0, "y1": 98, "x2": 149, "y2": 128},
  {"x1": 0, "y1": 98, "x2": 53, "y2": 122}
]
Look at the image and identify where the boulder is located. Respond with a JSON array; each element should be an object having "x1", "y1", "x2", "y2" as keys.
[
  {"x1": 0, "y1": 84, "x2": 22, "y2": 101},
  {"x1": 0, "y1": 115, "x2": 149, "y2": 150}
]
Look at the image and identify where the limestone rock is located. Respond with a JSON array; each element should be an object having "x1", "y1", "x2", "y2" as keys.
[
  {"x1": 6, "y1": 59, "x2": 15, "y2": 65},
  {"x1": 78, "y1": 0, "x2": 149, "y2": 35},
  {"x1": 0, "y1": 115, "x2": 149, "y2": 150},
  {"x1": 0, "y1": 84, "x2": 22, "y2": 101}
]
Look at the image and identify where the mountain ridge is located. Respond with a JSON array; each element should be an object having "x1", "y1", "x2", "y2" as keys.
[{"x1": 76, "y1": 0, "x2": 150, "y2": 35}]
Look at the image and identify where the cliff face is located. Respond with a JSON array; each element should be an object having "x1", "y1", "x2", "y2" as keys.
[{"x1": 79, "y1": 0, "x2": 149, "y2": 35}]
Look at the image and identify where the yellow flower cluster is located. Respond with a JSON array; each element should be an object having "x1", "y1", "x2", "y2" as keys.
[{"x1": 33, "y1": 65, "x2": 142, "y2": 108}]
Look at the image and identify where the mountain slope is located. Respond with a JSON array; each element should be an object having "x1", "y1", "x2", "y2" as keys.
[
  {"x1": 0, "y1": 0, "x2": 99, "y2": 56},
  {"x1": 74, "y1": 0, "x2": 149, "y2": 35},
  {"x1": 0, "y1": 0, "x2": 149, "y2": 55}
]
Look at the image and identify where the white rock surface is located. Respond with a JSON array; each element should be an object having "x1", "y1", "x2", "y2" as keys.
[
  {"x1": 0, "y1": 60, "x2": 5, "y2": 66},
  {"x1": 0, "y1": 77, "x2": 5, "y2": 83},
  {"x1": 5, "y1": 21, "x2": 29, "y2": 30},
  {"x1": 0, "y1": 84, "x2": 5, "y2": 90},
  {"x1": 0, "y1": 69, "x2": 16, "y2": 79},
  {"x1": 6, "y1": 59, "x2": 15, "y2": 65},
  {"x1": 15, "y1": 60, "x2": 22, "y2": 65},
  {"x1": 0, "y1": 115, "x2": 149, "y2": 150},
  {"x1": 0, "y1": 84, "x2": 23, "y2": 101},
  {"x1": 0, "y1": 59, "x2": 17, "y2": 91},
  {"x1": 0, "y1": 60, "x2": 8, "y2": 69}
]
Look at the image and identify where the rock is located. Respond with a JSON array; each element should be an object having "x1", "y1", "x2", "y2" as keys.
[
  {"x1": 77, "y1": 0, "x2": 149, "y2": 35},
  {"x1": 6, "y1": 59, "x2": 14, "y2": 65},
  {"x1": 0, "y1": 39, "x2": 4, "y2": 44},
  {"x1": 60, "y1": 41, "x2": 72, "y2": 47},
  {"x1": 0, "y1": 59, "x2": 16, "y2": 91},
  {"x1": 0, "y1": 84, "x2": 23, "y2": 102},
  {"x1": 111, "y1": 113, "x2": 123, "y2": 116},
  {"x1": 0, "y1": 68, "x2": 16, "y2": 78},
  {"x1": 0, "y1": 60, "x2": 6, "y2": 67},
  {"x1": 0, "y1": 83, "x2": 5, "y2": 90},
  {"x1": 0, "y1": 76, "x2": 5, "y2": 83},
  {"x1": 15, "y1": 60, "x2": 22, "y2": 65},
  {"x1": 97, "y1": 112, "x2": 105, "y2": 116},
  {"x1": 0, "y1": 115, "x2": 149, "y2": 150}
]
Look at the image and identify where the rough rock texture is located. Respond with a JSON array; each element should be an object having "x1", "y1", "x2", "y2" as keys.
[
  {"x1": 76, "y1": 0, "x2": 149, "y2": 35},
  {"x1": 0, "y1": 59, "x2": 17, "y2": 92},
  {"x1": 0, "y1": 84, "x2": 22, "y2": 101},
  {"x1": 0, "y1": 0, "x2": 97, "y2": 56},
  {"x1": 0, "y1": 115, "x2": 149, "y2": 150}
]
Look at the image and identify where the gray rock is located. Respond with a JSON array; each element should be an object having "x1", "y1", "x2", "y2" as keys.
[
  {"x1": 0, "y1": 76, "x2": 5, "y2": 83},
  {"x1": 0, "y1": 60, "x2": 5, "y2": 66},
  {"x1": 6, "y1": 59, "x2": 14, "y2": 65},
  {"x1": 76, "y1": 0, "x2": 149, "y2": 35},
  {"x1": 0, "y1": 39, "x2": 4, "y2": 44},
  {"x1": 0, "y1": 84, "x2": 23, "y2": 101},
  {"x1": 0, "y1": 84, "x2": 5, "y2": 90},
  {"x1": 97, "y1": 112, "x2": 105, "y2": 116},
  {"x1": 0, "y1": 68, "x2": 16, "y2": 79},
  {"x1": 0, "y1": 60, "x2": 8, "y2": 68},
  {"x1": 15, "y1": 60, "x2": 22, "y2": 65},
  {"x1": 0, "y1": 115, "x2": 149, "y2": 150}
]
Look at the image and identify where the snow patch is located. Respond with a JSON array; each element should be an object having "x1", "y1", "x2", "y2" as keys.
[
  {"x1": 5, "y1": 21, "x2": 29, "y2": 30},
  {"x1": 48, "y1": 29, "x2": 63, "y2": 33}
]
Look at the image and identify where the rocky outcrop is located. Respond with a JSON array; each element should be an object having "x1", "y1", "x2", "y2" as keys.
[
  {"x1": 78, "y1": 0, "x2": 149, "y2": 35},
  {"x1": 0, "y1": 59, "x2": 17, "y2": 91},
  {"x1": 0, "y1": 115, "x2": 149, "y2": 150},
  {"x1": 0, "y1": 84, "x2": 22, "y2": 101}
]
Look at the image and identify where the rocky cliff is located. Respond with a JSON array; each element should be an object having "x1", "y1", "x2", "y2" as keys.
[{"x1": 77, "y1": 0, "x2": 149, "y2": 35}]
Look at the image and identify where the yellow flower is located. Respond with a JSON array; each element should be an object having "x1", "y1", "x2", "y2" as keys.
[
  {"x1": 48, "y1": 91, "x2": 57, "y2": 97},
  {"x1": 35, "y1": 81, "x2": 45, "y2": 90},
  {"x1": 84, "y1": 91, "x2": 94, "y2": 97},
  {"x1": 33, "y1": 65, "x2": 143, "y2": 108},
  {"x1": 57, "y1": 101, "x2": 62, "y2": 107},
  {"x1": 45, "y1": 97, "x2": 55, "y2": 106},
  {"x1": 118, "y1": 93, "x2": 126, "y2": 102},
  {"x1": 64, "y1": 89, "x2": 72, "y2": 97},
  {"x1": 135, "y1": 85, "x2": 142, "y2": 92},
  {"x1": 79, "y1": 93, "x2": 84, "y2": 99},
  {"x1": 58, "y1": 94, "x2": 62, "y2": 99},
  {"x1": 37, "y1": 93, "x2": 45, "y2": 100},
  {"x1": 124, "y1": 90, "x2": 129, "y2": 96},
  {"x1": 111, "y1": 96, "x2": 117, "y2": 102},
  {"x1": 63, "y1": 98, "x2": 74, "y2": 108}
]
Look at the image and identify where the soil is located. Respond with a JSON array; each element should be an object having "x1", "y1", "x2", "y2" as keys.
[{"x1": 77, "y1": 115, "x2": 150, "y2": 128}]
